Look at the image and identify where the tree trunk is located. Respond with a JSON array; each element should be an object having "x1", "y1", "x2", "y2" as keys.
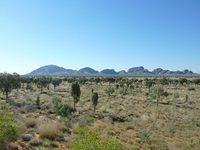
[
  {"x1": 94, "y1": 106, "x2": 96, "y2": 114},
  {"x1": 5, "y1": 91, "x2": 8, "y2": 100},
  {"x1": 73, "y1": 102, "x2": 76, "y2": 110}
]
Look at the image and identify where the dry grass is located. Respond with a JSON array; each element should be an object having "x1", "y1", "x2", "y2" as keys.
[
  {"x1": 25, "y1": 118, "x2": 37, "y2": 128},
  {"x1": 37, "y1": 120, "x2": 64, "y2": 140},
  {"x1": 9, "y1": 79, "x2": 200, "y2": 149}
]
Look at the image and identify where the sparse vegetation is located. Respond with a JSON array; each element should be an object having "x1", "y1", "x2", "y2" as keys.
[
  {"x1": 0, "y1": 101, "x2": 19, "y2": 149},
  {"x1": 0, "y1": 76, "x2": 199, "y2": 149},
  {"x1": 72, "y1": 126, "x2": 123, "y2": 150}
]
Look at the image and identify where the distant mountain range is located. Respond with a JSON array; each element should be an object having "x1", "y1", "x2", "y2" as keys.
[{"x1": 26, "y1": 65, "x2": 198, "y2": 77}]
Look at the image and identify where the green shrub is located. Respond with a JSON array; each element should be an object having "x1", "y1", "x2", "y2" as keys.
[
  {"x1": 188, "y1": 87, "x2": 195, "y2": 91},
  {"x1": 58, "y1": 104, "x2": 74, "y2": 117},
  {"x1": 184, "y1": 136, "x2": 200, "y2": 150},
  {"x1": 36, "y1": 96, "x2": 41, "y2": 108},
  {"x1": 119, "y1": 87, "x2": 128, "y2": 95},
  {"x1": 138, "y1": 128, "x2": 152, "y2": 142},
  {"x1": 26, "y1": 83, "x2": 33, "y2": 91},
  {"x1": 72, "y1": 126, "x2": 123, "y2": 150},
  {"x1": 52, "y1": 96, "x2": 62, "y2": 109},
  {"x1": 105, "y1": 86, "x2": 115, "y2": 97},
  {"x1": 0, "y1": 101, "x2": 19, "y2": 148}
]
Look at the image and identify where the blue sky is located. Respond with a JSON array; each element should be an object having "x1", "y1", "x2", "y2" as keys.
[{"x1": 0, "y1": 0, "x2": 200, "y2": 74}]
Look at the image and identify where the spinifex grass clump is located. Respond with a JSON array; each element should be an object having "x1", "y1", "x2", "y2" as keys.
[
  {"x1": 119, "y1": 87, "x2": 128, "y2": 95},
  {"x1": 105, "y1": 86, "x2": 115, "y2": 97},
  {"x1": 72, "y1": 126, "x2": 123, "y2": 150},
  {"x1": 58, "y1": 104, "x2": 74, "y2": 117},
  {"x1": 52, "y1": 95, "x2": 62, "y2": 110},
  {"x1": 138, "y1": 128, "x2": 152, "y2": 142},
  {"x1": 52, "y1": 96, "x2": 74, "y2": 117}
]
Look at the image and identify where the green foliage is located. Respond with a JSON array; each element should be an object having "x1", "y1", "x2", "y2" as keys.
[
  {"x1": 148, "y1": 91, "x2": 157, "y2": 101},
  {"x1": 185, "y1": 94, "x2": 189, "y2": 102},
  {"x1": 79, "y1": 77, "x2": 88, "y2": 85},
  {"x1": 174, "y1": 92, "x2": 180, "y2": 99},
  {"x1": 158, "y1": 77, "x2": 169, "y2": 85},
  {"x1": 0, "y1": 73, "x2": 21, "y2": 99},
  {"x1": 36, "y1": 76, "x2": 52, "y2": 92},
  {"x1": 105, "y1": 86, "x2": 115, "y2": 97},
  {"x1": 58, "y1": 104, "x2": 74, "y2": 117},
  {"x1": 0, "y1": 101, "x2": 19, "y2": 148},
  {"x1": 184, "y1": 136, "x2": 200, "y2": 149},
  {"x1": 138, "y1": 128, "x2": 152, "y2": 142},
  {"x1": 91, "y1": 92, "x2": 99, "y2": 112},
  {"x1": 72, "y1": 126, "x2": 123, "y2": 150},
  {"x1": 188, "y1": 87, "x2": 195, "y2": 91},
  {"x1": 166, "y1": 120, "x2": 175, "y2": 134},
  {"x1": 179, "y1": 78, "x2": 188, "y2": 85},
  {"x1": 144, "y1": 78, "x2": 155, "y2": 90},
  {"x1": 148, "y1": 86, "x2": 168, "y2": 102},
  {"x1": 52, "y1": 96, "x2": 62, "y2": 109},
  {"x1": 26, "y1": 83, "x2": 33, "y2": 91},
  {"x1": 193, "y1": 78, "x2": 200, "y2": 85},
  {"x1": 36, "y1": 96, "x2": 40, "y2": 108},
  {"x1": 119, "y1": 87, "x2": 128, "y2": 95},
  {"x1": 71, "y1": 82, "x2": 81, "y2": 109},
  {"x1": 51, "y1": 78, "x2": 62, "y2": 89}
]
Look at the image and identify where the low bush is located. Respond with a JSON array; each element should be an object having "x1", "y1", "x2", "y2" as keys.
[
  {"x1": 188, "y1": 87, "x2": 195, "y2": 91},
  {"x1": 0, "y1": 101, "x2": 19, "y2": 148},
  {"x1": 72, "y1": 126, "x2": 123, "y2": 150},
  {"x1": 105, "y1": 86, "x2": 115, "y2": 97},
  {"x1": 58, "y1": 104, "x2": 74, "y2": 117},
  {"x1": 138, "y1": 128, "x2": 152, "y2": 142},
  {"x1": 119, "y1": 87, "x2": 128, "y2": 95},
  {"x1": 52, "y1": 95, "x2": 62, "y2": 109}
]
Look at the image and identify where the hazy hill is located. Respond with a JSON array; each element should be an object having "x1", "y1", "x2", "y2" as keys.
[
  {"x1": 79, "y1": 67, "x2": 99, "y2": 75},
  {"x1": 27, "y1": 65, "x2": 197, "y2": 76}
]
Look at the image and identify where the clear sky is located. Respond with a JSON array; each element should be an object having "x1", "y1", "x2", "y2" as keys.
[{"x1": 0, "y1": 0, "x2": 200, "y2": 74}]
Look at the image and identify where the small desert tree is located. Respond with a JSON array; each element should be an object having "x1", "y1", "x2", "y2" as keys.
[
  {"x1": 52, "y1": 78, "x2": 62, "y2": 90},
  {"x1": 179, "y1": 78, "x2": 188, "y2": 85},
  {"x1": 37, "y1": 76, "x2": 52, "y2": 93},
  {"x1": 159, "y1": 77, "x2": 169, "y2": 86},
  {"x1": 91, "y1": 91, "x2": 98, "y2": 113},
  {"x1": 0, "y1": 73, "x2": 21, "y2": 99},
  {"x1": 71, "y1": 82, "x2": 81, "y2": 110},
  {"x1": 193, "y1": 78, "x2": 200, "y2": 86},
  {"x1": 144, "y1": 79, "x2": 155, "y2": 93}
]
